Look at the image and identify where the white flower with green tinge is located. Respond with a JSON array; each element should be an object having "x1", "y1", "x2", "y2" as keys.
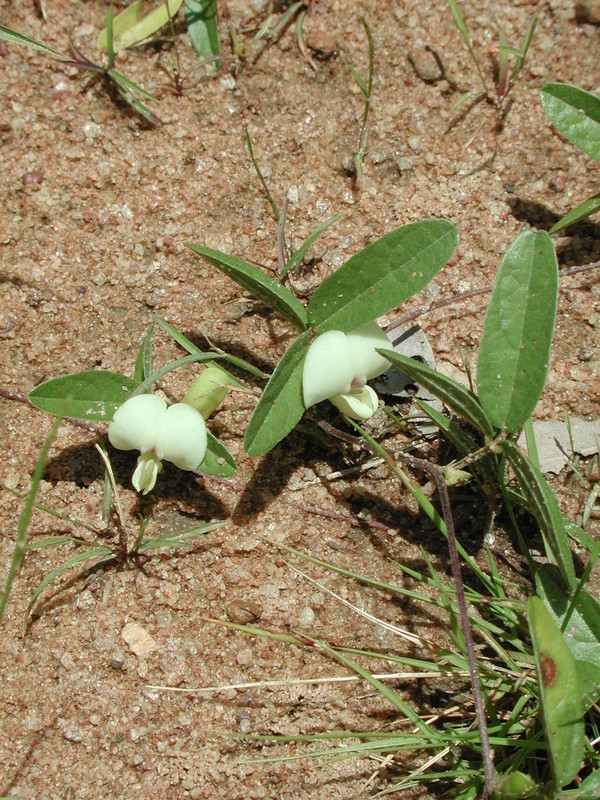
[
  {"x1": 108, "y1": 394, "x2": 207, "y2": 495},
  {"x1": 302, "y1": 321, "x2": 392, "y2": 420}
]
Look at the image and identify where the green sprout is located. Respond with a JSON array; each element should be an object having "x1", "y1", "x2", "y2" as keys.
[{"x1": 0, "y1": 14, "x2": 162, "y2": 126}]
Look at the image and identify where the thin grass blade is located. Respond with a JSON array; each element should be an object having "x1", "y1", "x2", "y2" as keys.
[
  {"x1": 0, "y1": 23, "x2": 70, "y2": 60},
  {"x1": 379, "y1": 351, "x2": 495, "y2": 438},
  {"x1": 0, "y1": 416, "x2": 63, "y2": 623},
  {"x1": 138, "y1": 520, "x2": 224, "y2": 552},
  {"x1": 27, "y1": 547, "x2": 114, "y2": 615}
]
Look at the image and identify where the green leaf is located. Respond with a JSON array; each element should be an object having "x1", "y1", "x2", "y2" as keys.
[
  {"x1": 244, "y1": 332, "x2": 309, "y2": 457},
  {"x1": 199, "y1": 431, "x2": 237, "y2": 477},
  {"x1": 184, "y1": 0, "x2": 220, "y2": 67},
  {"x1": 477, "y1": 230, "x2": 558, "y2": 433},
  {"x1": 540, "y1": 83, "x2": 600, "y2": 163},
  {"x1": 29, "y1": 371, "x2": 138, "y2": 421},
  {"x1": 577, "y1": 770, "x2": 600, "y2": 799},
  {"x1": 106, "y1": 5, "x2": 115, "y2": 68},
  {"x1": 0, "y1": 23, "x2": 70, "y2": 60},
  {"x1": 550, "y1": 191, "x2": 600, "y2": 233},
  {"x1": 133, "y1": 322, "x2": 155, "y2": 383},
  {"x1": 500, "y1": 440, "x2": 575, "y2": 587},
  {"x1": 186, "y1": 244, "x2": 309, "y2": 332},
  {"x1": 528, "y1": 595, "x2": 585, "y2": 789},
  {"x1": 99, "y1": 0, "x2": 184, "y2": 52},
  {"x1": 536, "y1": 565, "x2": 600, "y2": 709},
  {"x1": 137, "y1": 520, "x2": 224, "y2": 552},
  {"x1": 307, "y1": 220, "x2": 458, "y2": 333},
  {"x1": 378, "y1": 351, "x2": 495, "y2": 438},
  {"x1": 97, "y1": 0, "x2": 142, "y2": 51}
]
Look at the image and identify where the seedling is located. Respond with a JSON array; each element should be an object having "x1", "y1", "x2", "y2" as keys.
[
  {"x1": 0, "y1": 13, "x2": 162, "y2": 126},
  {"x1": 348, "y1": 16, "x2": 375, "y2": 180},
  {"x1": 244, "y1": 128, "x2": 344, "y2": 279},
  {"x1": 447, "y1": 0, "x2": 537, "y2": 113}
]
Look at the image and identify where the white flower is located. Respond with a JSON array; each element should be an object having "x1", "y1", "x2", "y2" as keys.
[
  {"x1": 108, "y1": 394, "x2": 207, "y2": 494},
  {"x1": 302, "y1": 322, "x2": 392, "y2": 420}
]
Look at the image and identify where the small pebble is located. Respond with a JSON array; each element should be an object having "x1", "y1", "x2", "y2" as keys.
[
  {"x1": 298, "y1": 606, "x2": 315, "y2": 627},
  {"x1": 408, "y1": 48, "x2": 443, "y2": 83},
  {"x1": 121, "y1": 621, "x2": 157, "y2": 659},
  {"x1": 226, "y1": 600, "x2": 262, "y2": 624}
]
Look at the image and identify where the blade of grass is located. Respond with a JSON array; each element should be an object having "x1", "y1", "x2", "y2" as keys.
[
  {"x1": 156, "y1": 316, "x2": 261, "y2": 383},
  {"x1": 447, "y1": 0, "x2": 488, "y2": 95},
  {"x1": 0, "y1": 415, "x2": 63, "y2": 624}
]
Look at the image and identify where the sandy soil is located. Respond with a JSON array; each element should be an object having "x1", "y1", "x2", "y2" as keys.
[{"x1": 1, "y1": 1, "x2": 599, "y2": 798}]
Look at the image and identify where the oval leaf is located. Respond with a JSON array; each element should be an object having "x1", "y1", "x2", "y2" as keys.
[
  {"x1": 199, "y1": 431, "x2": 237, "y2": 477},
  {"x1": 540, "y1": 83, "x2": 600, "y2": 163},
  {"x1": 477, "y1": 230, "x2": 558, "y2": 433},
  {"x1": 29, "y1": 371, "x2": 138, "y2": 421},
  {"x1": 378, "y1": 350, "x2": 495, "y2": 438},
  {"x1": 536, "y1": 565, "x2": 600, "y2": 709},
  {"x1": 307, "y1": 220, "x2": 458, "y2": 333},
  {"x1": 245, "y1": 332, "x2": 309, "y2": 457},
  {"x1": 528, "y1": 595, "x2": 585, "y2": 788},
  {"x1": 184, "y1": 0, "x2": 220, "y2": 66},
  {"x1": 186, "y1": 244, "x2": 308, "y2": 332}
]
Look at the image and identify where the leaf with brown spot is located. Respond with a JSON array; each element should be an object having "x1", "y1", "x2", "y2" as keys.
[{"x1": 528, "y1": 596, "x2": 585, "y2": 789}]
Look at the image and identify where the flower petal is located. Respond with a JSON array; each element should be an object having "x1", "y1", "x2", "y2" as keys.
[
  {"x1": 345, "y1": 322, "x2": 393, "y2": 383},
  {"x1": 156, "y1": 402, "x2": 208, "y2": 470},
  {"x1": 108, "y1": 394, "x2": 167, "y2": 453},
  {"x1": 329, "y1": 385, "x2": 380, "y2": 420},
  {"x1": 132, "y1": 452, "x2": 162, "y2": 494},
  {"x1": 302, "y1": 330, "x2": 354, "y2": 408}
]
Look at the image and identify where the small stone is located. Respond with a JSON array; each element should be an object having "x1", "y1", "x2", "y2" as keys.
[
  {"x1": 579, "y1": 346, "x2": 594, "y2": 362},
  {"x1": 121, "y1": 622, "x2": 157, "y2": 659},
  {"x1": 236, "y1": 647, "x2": 254, "y2": 666},
  {"x1": 407, "y1": 135, "x2": 422, "y2": 153},
  {"x1": 298, "y1": 606, "x2": 315, "y2": 627},
  {"x1": 408, "y1": 48, "x2": 443, "y2": 83},
  {"x1": 226, "y1": 600, "x2": 262, "y2": 624},
  {"x1": 306, "y1": 28, "x2": 337, "y2": 58},
  {"x1": 83, "y1": 122, "x2": 102, "y2": 139}
]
